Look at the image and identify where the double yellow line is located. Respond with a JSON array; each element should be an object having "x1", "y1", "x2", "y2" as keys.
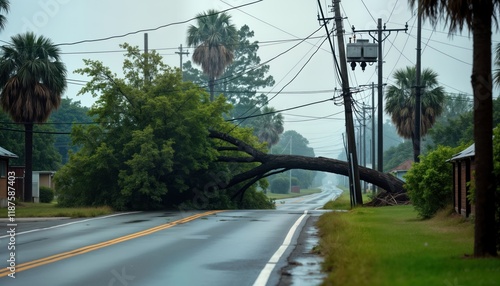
[{"x1": 0, "y1": 210, "x2": 222, "y2": 277}]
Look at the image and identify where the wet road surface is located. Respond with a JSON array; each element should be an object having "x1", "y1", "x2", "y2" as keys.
[{"x1": 0, "y1": 186, "x2": 342, "y2": 286}]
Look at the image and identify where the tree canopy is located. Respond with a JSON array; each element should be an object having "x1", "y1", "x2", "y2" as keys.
[{"x1": 55, "y1": 44, "x2": 273, "y2": 210}]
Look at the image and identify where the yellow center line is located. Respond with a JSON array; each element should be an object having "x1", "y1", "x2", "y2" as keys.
[{"x1": 0, "y1": 210, "x2": 223, "y2": 277}]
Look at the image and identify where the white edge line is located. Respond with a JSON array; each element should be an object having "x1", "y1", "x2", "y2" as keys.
[
  {"x1": 252, "y1": 210, "x2": 309, "y2": 286},
  {"x1": 0, "y1": 212, "x2": 141, "y2": 238}
]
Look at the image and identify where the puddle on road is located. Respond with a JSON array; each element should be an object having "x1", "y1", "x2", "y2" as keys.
[
  {"x1": 122, "y1": 219, "x2": 149, "y2": 224},
  {"x1": 279, "y1": 218, "x2": 326, "y2": 286}
]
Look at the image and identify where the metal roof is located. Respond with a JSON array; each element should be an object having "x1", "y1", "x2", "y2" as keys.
[
  {"x1": 0, "y1": 146, "x2": 18, "y2": 158},
  {"x1": 449, "y1": 144, "x2": 475, "y2": 161}
]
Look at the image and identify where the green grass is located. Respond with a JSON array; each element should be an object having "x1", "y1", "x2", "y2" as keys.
[
  {"x1": 317, "y1": 205, "x2": 500, "y2": 286},
  {"x1": 0, "y1": 202, "x2": 114, "y2": 218},
  {"x1": 266, "y1": 188, "x2": 322, "y2": 200},
  {"x1": 322, "y1": 189, "x2": 372, "y2": 210}
]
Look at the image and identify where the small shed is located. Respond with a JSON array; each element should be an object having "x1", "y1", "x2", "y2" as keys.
[
  {"x1": 0, "y1": 146, "x2": 18, "y2": 208},
  {"x1": 448, "y1": 144, "x2": 475, "y2": 218},
  {"x1": 389, "y1": 159, "x2": 413, "y2": 182}
]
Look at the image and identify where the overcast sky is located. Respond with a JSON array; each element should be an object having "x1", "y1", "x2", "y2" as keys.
[{"x1": 2, "y1": 0, "x2": 498, "y2": 159}]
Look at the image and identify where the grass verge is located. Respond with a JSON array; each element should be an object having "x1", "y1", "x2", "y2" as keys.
[
  {"x1": 317, "y1": 204, "x2": 500, "y2": 286},
  {"x1": 0, "y1": 202, "x2": 114, "y2": 218},
  {"x1": 322, "y1": 189, "x2": 372, "y2": 210},
  {"x1": 266, "y1": 188, "x2": 322, "y2": 200}
]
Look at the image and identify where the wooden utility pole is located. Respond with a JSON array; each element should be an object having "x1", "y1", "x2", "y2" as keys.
[
  {"x1": 414, "y1": 6, "x2": 423, "y2": 163},
  {"x1": 176, "y1": 44, "x2": 189, "y2": 80},
  {"x1": 360, "y1": 82, "x2": 377, "y2": 194},
  {"x1": 333, "y1": 0, "x2": 362, "y2": 205},
  {"x1": 144, "y1": 33, "x2": 149, "y2": 84},
  {"x1": 352, "y1": 20, "x2": 407, "y2": 173}
]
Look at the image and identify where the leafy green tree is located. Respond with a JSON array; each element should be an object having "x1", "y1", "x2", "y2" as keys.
[
  {"x1": 0, "y1": 0, "x2": 9, "y2": 31},
  {"x1": 405, "y1": 145, "x2": 465, "y2": 219},
  {"x1": 384, "y1": 141, "x2": 413, "y2": 173},
  {"x1": 426, "y1": 94, "x2": 472, "y2": 148},
  {"x1": 218, "y1": 25, "x2": 274, "y2": 118},
  {"x1": 385, "y1": 66, "x2": 445, "y2": 161},
  {"x1": 0, "y1": 112, "x2": 62, "y2": 170},
  {"x1": 409, "y1": 0, "x2": 498, "y2": 257},
  {"x1": 49, "y1": 98, "x2": 91, "y2": 164},
  {"x1": 492, "y1": 125, "x2": 500, "y2": 251},
  {"x1": 0, "y1": 32, "x2": 67, "y2": 201},
  {"x1": 270, "y1": 130, "x2": 316, "y2": 189},
  {"x1": 187, "y1": 9, "x2": 238, "y2": 101},
  {"x1": 183, "y1": 25, "x2": 274, "y2": 124},
  {"x1": 252, "y1": 106, "x2": 284, "y2": 147},
  {"x1": 270, "y1": 177, "x2": 289, "y2": 194},
  {"x1": 55, "y1": 44, "x2": 272, "y2": 210}
]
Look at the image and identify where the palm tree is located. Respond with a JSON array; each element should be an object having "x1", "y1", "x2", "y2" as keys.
[
  {"x1": 187, "y1": 9, "x2": 238, "y2": 101},
  {"x1": 409, "y1": 0, "x2": 498, "y2": 257},
  {"x1": 0, "y1": 32, "x2": 67, "y2": 202},
  {"x1": 493, "y1": 43, "x2": 500, "y2": 87},
  {"x1": 385, "y1": 66, "x2": 445, "y2": 159},
  {"x1": 0, "y1": 0, "x2": 9, "y2": 31},
  {"x1": 253, "y1": 107, "x2": 284, "y2": 147}
]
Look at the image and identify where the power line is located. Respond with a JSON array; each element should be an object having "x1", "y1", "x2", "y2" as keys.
[
  {"x1": 360, "y1": 0, "x2": 377, "y2": 24},
  {"x1": 54, "y1": 1, "x2": 263, "y2": 46},
  {"x1": 228, "y1": 98, "x2": 333, "y2": 121}
]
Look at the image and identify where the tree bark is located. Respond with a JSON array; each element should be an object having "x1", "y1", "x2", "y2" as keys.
[
  {"x1": 472, "y1": 2, "x2": 497, "y2": 257},
  {"x1": 209, "y1": 77, "x2": 215, "y2": 102},
  {"x1": 209, "y1": 130, "x2": 405, "y2": 196},
  {"x1": 24, "y1": 123, "x2": 33, "y2": 202}
]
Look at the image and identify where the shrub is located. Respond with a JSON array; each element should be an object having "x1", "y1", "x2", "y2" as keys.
[
  {"x1": 404, "y1": 145, "x2": 465, "y2": 219},
  {"x1": 39, "y1": 186, "x2": 55, "y2": 203},
  {"x1": 271, "y1": 177, "x2": 290, "y2": 194}
]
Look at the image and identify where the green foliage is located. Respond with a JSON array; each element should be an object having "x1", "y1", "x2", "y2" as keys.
[
  {"x1": 383, "y1": 141, "x2": 413, "y2": 173},
  {"x1": 270, "y1": 130, "x2": 317, "y2": 188},
  {"x1": 49, "y1": 98, "x2": 92, "y2": 164},
  {"x1": 493, "y1": 126, "x2": 500, "y2": 250},
  {"x1": 385, "y1": 66, "x2": 445, "y2": 140},
  {"x1": 238, "y1": 189, "x2": 274, "y2": 209},
  {"x1": 0, "y1": 111, "x2": 62, "y2": 170},
  {"x1": 55, "y1": 44, "x2": 269, "y2": 211},
  {"x1": 404, "y1": 145, "x2": 465, "y2": 218},
  {"x1": 39, "y1": 186, "x2": 55, "y2": 203},
  {"x1": 271, "y1": 177, "x2": 289, "y2": 194},
  {"x1": 184, "y1": 25, "x2": 274, "y2": 111}
]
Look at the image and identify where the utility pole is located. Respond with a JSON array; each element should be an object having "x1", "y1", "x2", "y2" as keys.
[
  {"x1": 144, "y1": 33, "x2": 149, "y2": 84},
  {"x1": 176, "y1": 44, "x2": 189, "y2": 80},
  {"x1": 333, "y1": 0, "x2": 362, "y2": 205},
  {"x1": 414, "y1": 5, "x2": 423, "y2": 163},
  {"x1": 352, "y1": 20, "x2": 407, "y2": 173},
  {"x1": 360, "y1": 82, "x2": 377, "y2": 194}
]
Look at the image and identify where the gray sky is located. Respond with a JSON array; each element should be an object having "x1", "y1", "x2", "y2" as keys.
[{"x1": 2, "y1": 0, "x2": 497, "y2": 159}]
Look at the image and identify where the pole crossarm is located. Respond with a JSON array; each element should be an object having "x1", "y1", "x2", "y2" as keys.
[
  {"x1": 349, "y1": 20, "x2": 407, "y2": 174},
  {"x1": 351, "y1": 23, "x2": 409, "y2": 41}
]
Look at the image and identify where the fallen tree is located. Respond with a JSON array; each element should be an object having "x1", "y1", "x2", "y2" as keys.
[{"x1": 209, "y1": 130, "x2": 406, "y2": 201}]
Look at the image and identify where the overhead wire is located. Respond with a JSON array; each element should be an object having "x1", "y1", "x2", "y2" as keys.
[{"x1": 54, "y1": 0, "x2": 263, "y2": 46}]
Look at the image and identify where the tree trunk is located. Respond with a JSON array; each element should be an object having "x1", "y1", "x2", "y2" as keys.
[
  {"x1": 209, "y1": 130, "x2": 405, "y2": 197},
  {"x1": 472, "y1": 2, "x2": 497, "y2": 257},
  {"x1": 24, "y1": 123, "x2": 33, "y2": 202},
  {"x1": 209, "y1": 77, "x2": 215, "y2": 102}
]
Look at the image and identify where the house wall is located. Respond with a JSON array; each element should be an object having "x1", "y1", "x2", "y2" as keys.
[
  {"x1": 9, "y1": 166, "x2": 25, "y2": 202},
  {"x1": 0, "y1": 158, "x2": 8, "y2": 207},
  {"x1": 453, "y1": 158, "x2": 475, "y2": 218},
  {"x1": 454, "y1": 163, "x2": 460, "y2": 214},
  {"x1": 460, "y1": 162, "x2": 468, "y2": 216},
  {"x1": 39, "y1": 173, "x2": 55, "y2": 189}
]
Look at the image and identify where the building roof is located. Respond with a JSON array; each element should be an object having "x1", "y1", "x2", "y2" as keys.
[
  {"x1": 0, "y1": 146, "x2": 18, "y2": 159},
  {"x1": 449, "y1": 144, "x2": 475, "y2": 161},
  {"x1": 390, "y1": 159, "x2": 413, "y2": 173}
]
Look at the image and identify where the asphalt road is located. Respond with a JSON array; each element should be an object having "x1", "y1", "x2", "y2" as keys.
[{"x1": 0, "y1": 186, "x2": 342, "y2": 286}]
